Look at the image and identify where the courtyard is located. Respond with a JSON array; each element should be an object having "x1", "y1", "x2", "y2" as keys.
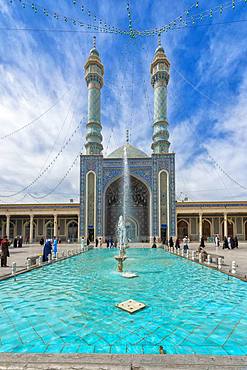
[{"x1": 0, "y1": 0, "x2": 247, "y2": 368}]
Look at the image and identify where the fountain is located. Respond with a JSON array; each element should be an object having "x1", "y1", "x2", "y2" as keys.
[
  {"x1": 114, "y1": 137, "x2": 129, "y2": 273},
  {"x1": 114, "y1": 215, "x2": 127, "y2": 272}
]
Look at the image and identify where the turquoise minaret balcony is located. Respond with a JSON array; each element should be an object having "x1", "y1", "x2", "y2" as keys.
[
  {"x1": 150, "y1": 42, "x2": 170, "y2": 154},
  {"x1": 84, "y1": 39, "x2": 104, "y2": 155}
]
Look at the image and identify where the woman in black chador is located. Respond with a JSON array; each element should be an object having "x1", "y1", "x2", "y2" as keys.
[
  {"x1": 13, "y1": 237, "x2": 18, "y2": 248},
  {"x1": 175, "y1": 238, "x2": 180, "y2": 250},
  {"x1": 200, "y1": 237, "x2": 205, "y2": 249},
  {"x1": 42, "y1": 240, "x2": 52, "y2": 262},
  {"x1": 18, "y1": 236, "x2": 23, "y2": 248},
  {"x1": 169, "y1": 237, "x2": 174, "y2": 249}
]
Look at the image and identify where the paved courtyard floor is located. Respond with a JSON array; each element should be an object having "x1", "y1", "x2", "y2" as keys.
[
  {"x1": 186, "y1": 242, "x2": 247, "y2": 280},
  {"x1": 0, "y1": 353, "x2": 246, "y2": 369},
  {"x1": 0, "y1": 241, "x2": 247, "y2": 279},
  {"x1": 0, "y1": 243, "x2": 79, "y2": 278}
]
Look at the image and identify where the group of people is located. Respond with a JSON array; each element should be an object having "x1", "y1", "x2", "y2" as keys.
[
  {"x1": 92, "y1": 237, "x2": 118, "y2": 248},
  {"x1": 13, "y1": 235, "x2": 23, "y2": 248},
  {"x1": 214, "y1": 234, "x2": 238, "y2": 249},
  {"x1": 41, "y1": 237, "x2": 59, "y2": 262},
  {"x1": 222, "y1": 236, "x2": 239, "y2": 249},
  {"x1": 166, "y1": 236, "x2": 190, "y2": 251}
]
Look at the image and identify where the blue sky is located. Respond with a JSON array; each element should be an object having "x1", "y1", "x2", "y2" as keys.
[{"x1": 0, "y1": 0, "x2": 247, "y2": 203}]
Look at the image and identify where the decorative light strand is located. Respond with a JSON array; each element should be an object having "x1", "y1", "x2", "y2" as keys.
[
  {"x1": 70, "y1": 0, "x2": 124, "y2": 35},
  {"x1": 0, "y1": 88, "x2": 72, "y2": 141},
  {"x1": 138, "y1": 0, "x2": 245, "y2": 36},
  {"x1": 9, "y1": 0, "x2": 129, "y2": 35},
  {"x1": 0, "y1": 121, "x2": 82, "y2": 197},
  {"x1": 126, "y1": 1, "x2": 135, "y2": 38},
  {"x1": 28, "y1": 152, "x2": 81, "y2": 199}
]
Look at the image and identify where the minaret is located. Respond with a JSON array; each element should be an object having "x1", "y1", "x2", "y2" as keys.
[
  {"x1": 150, "y1": 35, "x2": 170, "y2": 154},
  {"x1": 84, "y1": 37, "x2": 104, "y2": 154}
]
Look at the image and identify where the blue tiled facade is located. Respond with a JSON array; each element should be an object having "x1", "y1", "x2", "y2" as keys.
[{"x1": 80, "y1": 153, "x2": 176, "y2": 239}]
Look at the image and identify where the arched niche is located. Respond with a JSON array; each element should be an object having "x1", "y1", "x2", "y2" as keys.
[
  {"x1": 177, "y1": 219, "x2": 189, "y2": 239},
  {"x1": 202, "y1": 219, "x2": 211, "y2": 239},
  {"x1": 158, "y1": 170, "x2": 169, "y2": 240},
  {"x1": 86, "y1": 171, "x2": 96, "y2": 242},
  {"x1": 105, "y1": 175, "x2": 150, "y2": 242}
]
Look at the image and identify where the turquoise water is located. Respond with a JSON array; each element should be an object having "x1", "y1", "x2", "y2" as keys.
[{"x1": 0, "y1": 248, "x2": 246, "y2": 355}]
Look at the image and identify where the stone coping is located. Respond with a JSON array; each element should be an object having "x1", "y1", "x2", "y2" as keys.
[
  {"x1": 0, "y1": 354, "x2": 246, "y2": 369},
  {"x1": 0, "y1": 246, "x2": 94, "y2": 283},
  {"x1": 165, "y1": 247, "x2": 247, "y2": 283}
]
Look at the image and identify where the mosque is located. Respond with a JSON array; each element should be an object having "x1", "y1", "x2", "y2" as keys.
[
  {"x1": 80, "y1": 40, "x2": 176, "y2": 242},
  {"x1": 0, "y1": 43, "x2": 247, "y2": 243}
]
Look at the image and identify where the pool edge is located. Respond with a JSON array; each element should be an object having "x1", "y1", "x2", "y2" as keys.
[{"x1": 0, "y1": 353, "x2": 246, "y2": 369}]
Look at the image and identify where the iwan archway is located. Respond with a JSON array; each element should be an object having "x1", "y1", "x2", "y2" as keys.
[{"x1": 104, "y1": 176, "x2": 150, "y2": 242}]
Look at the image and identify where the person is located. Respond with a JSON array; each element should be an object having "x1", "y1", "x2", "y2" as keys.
[
  {"x1": 234, "y1": 236, "x2": 239, "y2": 248},
  {"x1": 0, "y1": 236, "x2": 10, "y2": 267},
  {"x1": 39, "y1": 237, "x2": 44, "y2": 246},
  {"x1": 230, "y1": 236, "x2": 235, "y2": 249},
  {"x1": 114, "y1": 240, "x2": 118, "y2": 248},
  {"x1": 110, "y1": 237, "x2": 114, "y2": 248},
  {"x1": 87, "y1": 238, "x2": 90, "y2": 246},
  {"x1": 183, "y1": 236, "x2": 189, "y2": 252},
  {"x1": 214, "y1": 235, "x2": 220, "y2": 247},
  {"x1": 53, "y1": 237, "x2": 58, "y2": 257},
  {"x1": 227, "y1": 236, "x2": 231, "y2": 249},
  {"x1": 223, "y1": 237, "x2": 230, "y2": 249},
  {"x1": 201, "y1": 248, "x2": 208, "y2": 262},
  {"x1": 169, "y1": 237, "x2": 174, "y2": 250},
  {"x1": 81, "y1": 236, "x2": 85, "y2": 249},
  {"x1": 42, "y1": 239, "x2": 52, "y2": 262},
  {"x1": 106, "y1": 239, "x2": 109, "y2": 248},
  {"x1": 95, "y1": 238, "x2": 99, "y2": 248},
  {"x1": 13, "y1": 237, "x2": 18, "y2": 248},
  {"x1": 18, "y1": 235, "x2": 23, "y2": 248},
  {"x1": 197, "y1": 244, "x2": 207, "y2": 260},
  {"x1": 200, "y1": 236, "x2": 205, "y2": 249},
  {"x1": 175, "y1": 238, "x2": 180, "y2": 250}
]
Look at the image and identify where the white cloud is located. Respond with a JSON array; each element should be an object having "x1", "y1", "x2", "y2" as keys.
[{"x1": 0, "y1": 0, "x2": 246, "y2": 205}]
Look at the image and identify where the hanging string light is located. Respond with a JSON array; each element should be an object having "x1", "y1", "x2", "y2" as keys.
[
  {"x1": 9, "y1": 0, "x2": 129, "y2": 35},
  {"x1": 7, "y1": 0, "x2": 247, "y2": 38},
  {"x1": 126, "y1": 1, "x2": 135, "y2": 38},
  {"x1": 138, "y1": 0, "x2": 245, "y2": 36},
  {"x1": 0, "y1": 120, "x2": 82, "y2": 198},
  {"x1": 70, "y1": 0, "x2": 125, "y2": 34},
  {"x1": 28, "y1": 152, "x2": 81, "y2": 199}
]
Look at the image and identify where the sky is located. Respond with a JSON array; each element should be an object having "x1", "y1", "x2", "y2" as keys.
[{"x1": 0, "y1": 0, "x2": 247, "y2": 204}]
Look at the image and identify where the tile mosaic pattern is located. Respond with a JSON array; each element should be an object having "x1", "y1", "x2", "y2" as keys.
[
  {"x1": 88, "y1": 87, "x2": 100, "y2": 124},
  {"x1": 154, "y1": 85, "x2": 167, "y2": 123},
  {"x1": 0, "y1": 249, "x2": 247, "y2": 355}
]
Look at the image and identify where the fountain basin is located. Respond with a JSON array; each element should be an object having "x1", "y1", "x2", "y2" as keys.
[
  {"x1": 114, "y1": 256, "x2": 127, "y2": 262},
  {"x1": 122, "y1": 272, "x2": 138, "y2": 278},
  {"x1": 114, "y1": 255, "x2": 127, "y2": 272}
]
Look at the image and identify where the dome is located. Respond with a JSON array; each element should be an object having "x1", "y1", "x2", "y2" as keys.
[
  {"x1": 89, "y1": 47, "x2": 99, "y2": 57},
  {"x1": 155, "y1": 45, "x2": 165, "y2": 54},
  {"x1": 107, "y1": 144, "x2": 148, "y2": 159}
]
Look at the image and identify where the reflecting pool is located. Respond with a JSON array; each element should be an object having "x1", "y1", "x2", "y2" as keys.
[{"x1": 0, "y1": 248, "x2": 246, "y2": 355}]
